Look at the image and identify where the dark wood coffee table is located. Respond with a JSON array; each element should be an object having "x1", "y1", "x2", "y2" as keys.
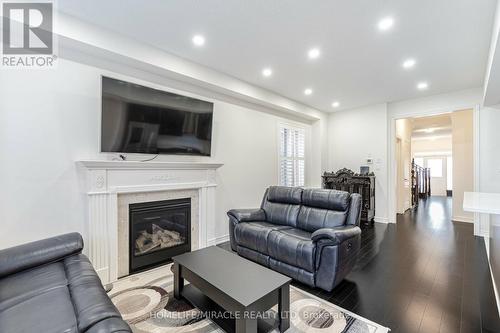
[{"x1": 173, "y1": 246, "x2": 291, "y2": 333}]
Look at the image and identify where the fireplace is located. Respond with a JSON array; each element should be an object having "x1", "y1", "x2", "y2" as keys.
[{"x1": 129, "y1": 198, "x2": 191, "y2": 273}]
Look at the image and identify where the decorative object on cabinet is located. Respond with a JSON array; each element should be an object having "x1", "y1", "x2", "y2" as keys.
[{"x1": 322, "y1": 168, "x2": 375, "y2": 224}]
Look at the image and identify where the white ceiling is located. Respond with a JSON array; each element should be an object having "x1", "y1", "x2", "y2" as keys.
[
  {"x1": 58, "y1": 0, "x2": 497, "y2": 112},
  {"x1": 411, "y1": 114, "x2": 452, "y2": 139}
]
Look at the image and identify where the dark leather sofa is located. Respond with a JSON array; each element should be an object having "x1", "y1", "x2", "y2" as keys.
[
  {"x1": 228, "y1": 186, "x2": 362, "y2": 292},
  {"x1": 0, "y1": 233, "x2": 131, "y2": 333}
]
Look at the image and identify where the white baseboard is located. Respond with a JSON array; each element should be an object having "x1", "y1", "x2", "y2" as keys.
[
  {"x1": 452, "y1": 215, "x2": 474, "y2": 223},
  {"x1": 374, "y1": 216, "x2": 389, "y2": 224},
  {"x1": 207, "y1": 234, "x2": 229, "y2": 246}
]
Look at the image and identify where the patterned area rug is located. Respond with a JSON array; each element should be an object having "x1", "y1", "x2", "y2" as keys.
[{"x1": 108, "y1": 265, "x2": 389, "y2": 333}]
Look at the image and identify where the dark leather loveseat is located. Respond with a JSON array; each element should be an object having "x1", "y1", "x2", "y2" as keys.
[
  {"x1": 0, "y1": 233, "x2": 131, "y2": 333},
  {"x1": 228, "y1": 186, "x2": 362, "y2": 291}
]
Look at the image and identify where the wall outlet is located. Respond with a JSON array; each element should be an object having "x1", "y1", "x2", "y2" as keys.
[{"x1": 366, "y1": 158, "x2": 373, "y2": 164}]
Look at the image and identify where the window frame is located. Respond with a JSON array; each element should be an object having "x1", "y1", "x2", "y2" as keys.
[{"x1": 277, "y1": 122, "x2": 306, "y2": 187}]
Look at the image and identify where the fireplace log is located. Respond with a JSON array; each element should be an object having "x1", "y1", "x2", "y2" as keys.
[{"x1": 135, "y1": 224, "x2": 185, "y2": 255}]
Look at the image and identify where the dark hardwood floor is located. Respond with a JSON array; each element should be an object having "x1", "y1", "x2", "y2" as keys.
[{"x1": 218, "y1": 196, "x2": 500, "y2": 333}]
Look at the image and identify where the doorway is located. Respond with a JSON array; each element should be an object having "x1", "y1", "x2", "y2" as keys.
[{"x1": 394, "y1": 110, "x2": 474, "y2": 223}]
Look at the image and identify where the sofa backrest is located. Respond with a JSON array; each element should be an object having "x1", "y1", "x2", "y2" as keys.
[
  {"x1": 297, "y1": 188, "x2": 351, "y2": 232},
  {"x1": 261, "y1": 186, "x2": 303, "y2": 227}
]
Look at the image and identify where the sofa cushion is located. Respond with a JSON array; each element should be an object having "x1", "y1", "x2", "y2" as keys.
[
  {"x1": 0, "y1": 285, "x2": 78, "y2": 333},
  {"x1": 0, "y1": 262, "x2": 67, "y2": 311},
  {"x1": 0, "y1": 254, "x2": 125, "y2": 333},
  {"x1": 267, "y1": 186, "x2": 302, "y2": 204},
  {"x1": 297, "y1": 206, "x2": 348, "y2": 232},
  {"x1": 261, "y1": 186, "x2": 303, "y2": 227},
  {"x1": 302, "y1": 189, "x2": 350, "y2": 211},
  {"x1": 234, "y1": 222, "x2": 290, "y2": 254},
  {"x1": 267, "y1": 228, "x2": 316, "y2": 272},
  {"x1": 297, "y1": 189, "x2": 350, "y2": 232}
]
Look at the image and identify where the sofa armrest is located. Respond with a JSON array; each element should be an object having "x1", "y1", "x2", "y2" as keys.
[
  {"x1": 227, "y1": 208, "x2": 266, "y2": 223},
  {"x1": 0, "y1": 232, "x2": 84, "y2": 278},
  {"x1": 311, "y1": 226, "x2": 361, "y2": 245}
]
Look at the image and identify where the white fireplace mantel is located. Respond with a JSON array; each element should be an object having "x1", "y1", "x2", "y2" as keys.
[
  {"x1": 78, "y1": 160, "x2": 224, "y2": 170},
  {"x1": 77, "y1": 159, "x2": 223, "y2": 284}
]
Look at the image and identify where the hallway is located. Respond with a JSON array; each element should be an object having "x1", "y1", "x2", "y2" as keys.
[{"x1": 292, "y1": 197, "x2": 499, "y2": 332}]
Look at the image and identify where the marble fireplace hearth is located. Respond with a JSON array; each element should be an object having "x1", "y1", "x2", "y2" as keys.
[{"x1": 78, "y1": 160, "x2": 223, "y2": 284}]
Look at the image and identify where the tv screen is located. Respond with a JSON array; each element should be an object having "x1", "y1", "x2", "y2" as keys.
[{"x1": 101, "y1": 77, "x2": 213, "y2": 156}]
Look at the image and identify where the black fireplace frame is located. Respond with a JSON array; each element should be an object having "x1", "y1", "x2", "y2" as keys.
[{"x1": 129, "y1": 198, "x2": 191, "y2": 274}]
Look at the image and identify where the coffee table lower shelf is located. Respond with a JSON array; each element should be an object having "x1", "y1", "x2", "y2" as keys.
[{"x1": 181, "y1": 284, "x2": 283, "y2": 333}]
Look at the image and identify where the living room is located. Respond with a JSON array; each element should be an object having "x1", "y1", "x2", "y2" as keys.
[{"x1": 1, "y1": 1, "x2": 500, "y2": 333}]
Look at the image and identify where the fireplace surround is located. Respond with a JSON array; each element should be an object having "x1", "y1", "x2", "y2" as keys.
[
  {"x1": 78, "y1": 160, "x2": 223, "y2": 284},
  {"x1": 117, "y1": 188, "x2": 199, "y2": 278}
]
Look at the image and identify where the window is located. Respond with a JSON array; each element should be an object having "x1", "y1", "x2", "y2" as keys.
[
  {"x1": 426, "y1": 158, "x2": 443, "y2": 178},
  {"x1": 279, "y1": 124, "x2": 305, "y2": 187}
]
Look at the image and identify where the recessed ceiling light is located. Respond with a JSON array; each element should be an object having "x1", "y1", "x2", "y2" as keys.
[
  {"x1": 402, "y1": 58, "x2": 416, "y2": 69},
  {"x1": 308, "y1": 48, "x2": 320, "y2": 59},
  {"x1": 424, "y1": 128, "x2": 435, "y2": 133},
  {"x1": 417, "y1": 81, "x2": 429, "y2": 90},
  {"x1": 304, "y1": 88, "x2": 313, "y2": 95},
  {"x1": 378, "y1": 17, "x2": 394, "y2": 31},
  {"x1": 331, "y1": 101, "x2": 340, "y2": 108},
  {"x1": 262, "y1": 68, "x2": 273, "y2": 77},
  {"x1": 192, "y1": 35, "x2": 205, "y2": 46}
]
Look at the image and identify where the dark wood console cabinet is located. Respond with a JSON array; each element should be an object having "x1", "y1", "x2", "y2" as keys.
[{"x1": 322, "y1": 168, "x2": 375, "y2": 223}]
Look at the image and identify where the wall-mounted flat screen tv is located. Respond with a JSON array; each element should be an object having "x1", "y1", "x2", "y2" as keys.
[{"x1": 101, "y1": 76, "x2": 213, "y2": 156}]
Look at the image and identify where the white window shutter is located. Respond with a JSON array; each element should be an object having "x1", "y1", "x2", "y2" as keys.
[{"x1": 279, "y1": 124, "x2": 305, "y2": 187}]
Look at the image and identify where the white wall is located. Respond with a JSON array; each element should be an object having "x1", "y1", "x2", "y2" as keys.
[
  {"x1": 212, "y1": 106, "x2": 316, "y2": 239},
  {"x1": 412, "y1": 137, "x2": 452, "y2": 156},
  {"x1": 451, "y1": 109, "x2": 474, "y2": 222},
  {"x1": 479, "y1": 105, "x2": 500, "y2": 194},
  {"x1": 0, "y1": 61, "x2": 97, "y2": 248},
  {"x1": 0, "y1": 59, "x2": 327, "y2": 249},
  {"x1": 328, "y1": 103, "x2": 388, "y2": 222}
]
